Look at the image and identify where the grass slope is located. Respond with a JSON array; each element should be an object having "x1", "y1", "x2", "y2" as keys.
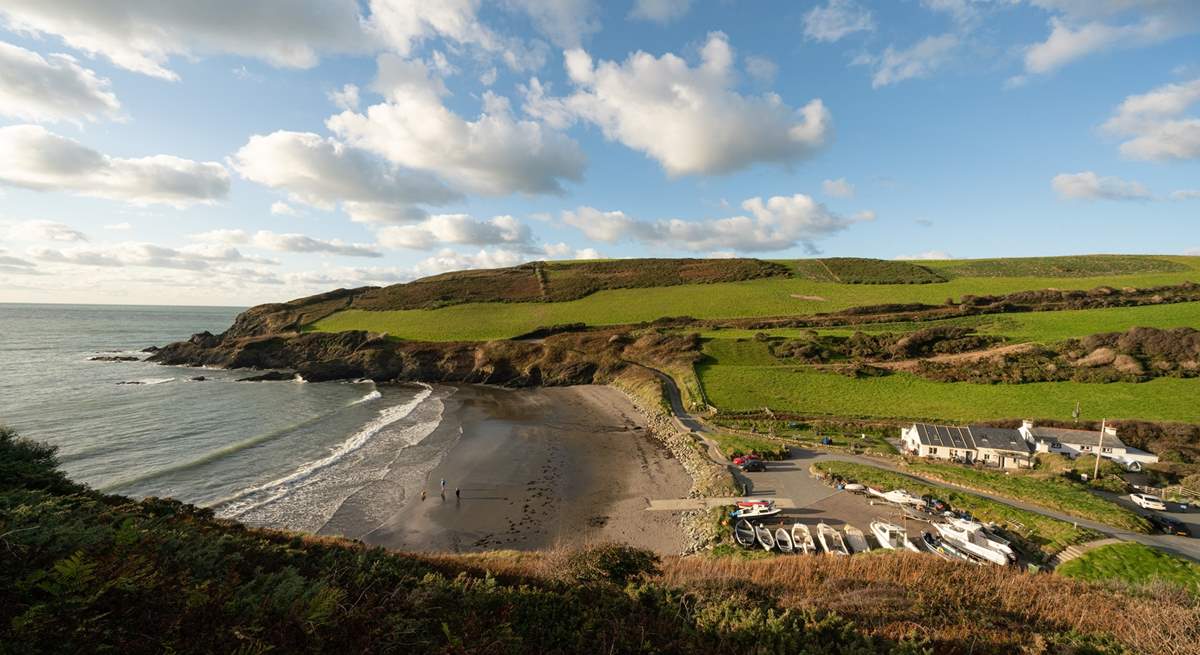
[
  {"x1": 700, "y1": 365, "x2": 1200, "y2": 423},
  {"x1": 311, "y1": 258, "x2": 1200, "y2": 341},
  {"x1": 1058, "y1": 542, "x2": 1200, "y2": 592}
]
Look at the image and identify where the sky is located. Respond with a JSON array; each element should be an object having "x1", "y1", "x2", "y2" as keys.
[{"x1": 0, "y1": 0, "x2": 1198, "y2": 306}]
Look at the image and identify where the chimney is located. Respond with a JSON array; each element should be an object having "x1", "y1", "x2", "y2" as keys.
[{"x1": 1103, "y1": 425, "x2": 1117, "y2": 437}]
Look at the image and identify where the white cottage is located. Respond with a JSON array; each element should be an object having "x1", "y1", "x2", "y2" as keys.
[{"x1": 1017, "y1": 421, "x2": 1159, "y2": 470}]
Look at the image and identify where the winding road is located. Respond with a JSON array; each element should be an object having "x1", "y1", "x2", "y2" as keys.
[{"x1": 649, "y1": 368, "x2": 1200, "y2": 563}]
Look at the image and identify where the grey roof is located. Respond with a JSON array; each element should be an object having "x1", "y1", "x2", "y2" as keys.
[
  {"x1": 1029, "y1": 426, "x2": 1127, "y2": 449},
  {"x1": 909, "y1": 423, "x2": 1032, "y2": 455},
  {"x1": 913, "y1": 423, "x2": 973, "y2": 449},
  {"x1": 968, "y1": 426, "x2": 1032, "y2": 454}
]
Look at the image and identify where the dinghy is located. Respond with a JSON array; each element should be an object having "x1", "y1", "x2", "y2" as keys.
[
  {"x1": 843, "y1": 483, "x2": 865, "y2": 493},
  {"x1": 816, "y1": 522, "x2": 849, "y2": 555},
  {"x1": 843, "y1": 525, "x2": 870, "y2": 553},
  {"x1": 934, "y1": 522, "x2": 1010, "y2": 565},
  {"x1": 733, "y1": 519, "x2": 757, "y2": 548},
  {"x1": 921, "y1": 532, "x2": 952, "y2": 560},
  {"x1": 732, "y1": 504, "x2": 781, "y2": 519},
  {"x1": 791, "y1": 523, "x2": 815, "y2": 554},
  {"x1": 883, "y1": 489, "x2": 923, "y2": 506},
  {"x1": 871, "y1": 521, "x2": 919, "y2": 552},
  {"x1": 926, "y1": 531, "x2": 976, "y2": 563},
  {"x1": 736, "y1": 498, "x2": 774, "y2": 508},
  {"x1": 775, "y1": 527, "x2": 794, "y2": 554},
  {"x1": 755, "y1": 524, "x2": 776, "y2": 551}
]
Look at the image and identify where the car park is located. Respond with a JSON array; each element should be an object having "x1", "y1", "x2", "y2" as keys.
[{"x1": 739, "y1": 459, "x2": 766, "y2": 472}]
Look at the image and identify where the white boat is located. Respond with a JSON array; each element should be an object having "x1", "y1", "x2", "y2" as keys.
[
  {"x1": 736, "y1": 498, "x2": 775, "y2": 509},
  {"x1": 945, "y1": 517, "x2": 1014, "y2": 559},
  {"x1": 755, "y1": 524, "x2": 776, "y2": 551},
  {"x1": 843, "y1": 483, "x2": 865, "y2": 493},
  {"x1": 843, "y1": 525, "x2": 870, "y2": 553},
  {"x1": 816, "y1": 522, "x2": 848, "y2": 555},
  {"x1": 791, "y1": 523, "x2": 815, "y2": 554},
  {"x1": 733, "y1": 519, "x2": 757, "y2": 548},
  {"x1": 883, "y1": 489, "x2": 923, "y2": 506},
  {"x1": 775, "y1": 527, "x2": 794, "y2": 554},
  {"x1": 870, "y1": 521, "x2": 920, "y2": 552},
  {"x1": 732, "y1": 505, "x2": 781, "y2": 519},
  {"x1": 934, "y1": 522, "x2": 1010, "y2": 565}
]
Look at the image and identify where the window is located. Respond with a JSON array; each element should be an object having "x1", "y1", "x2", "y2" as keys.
[
  {"x1": 950, "y1": 449, "x2": 958, "y2": 457},
  {"x1": 1101, "y1": 447, "x2": 1113, "y2": 453},
  {"x1": 983, "y1": 453, "x2": 991, "y2": 460},
  {"x1": 1080, "y1": 444, "x2": 1091, "y2": 451},
  {"x1": 928, "y1": 447, "x2": 938, "y2": 455}
]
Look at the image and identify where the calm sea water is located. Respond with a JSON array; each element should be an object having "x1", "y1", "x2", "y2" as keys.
[{"x1": 0, "y1": 303, "x2": 447, "y2": 535}]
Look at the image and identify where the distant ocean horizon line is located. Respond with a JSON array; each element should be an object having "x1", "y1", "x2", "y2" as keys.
[{"x1": 0, "y1": 301, "x2": 248, "y2": 310}]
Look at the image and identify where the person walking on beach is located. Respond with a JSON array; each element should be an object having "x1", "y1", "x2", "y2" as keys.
[
  {"x1": 420, "y1": 489, "x2": 426, "y2": 502},
  {"x1": 455, "y1": 487, "x2": 460, "y2": 499},
  {"x1": 440, "y1": 478, "x2": 446, "y2": 492}
]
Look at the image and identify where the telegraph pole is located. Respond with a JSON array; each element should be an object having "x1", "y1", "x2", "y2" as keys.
[{"x1": 1093, "y1": 418, "x2": 1106, "y2": 480}]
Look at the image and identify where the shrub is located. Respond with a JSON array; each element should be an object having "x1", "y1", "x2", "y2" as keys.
[{"x1": 560, "y1": 544, "x2": 662, "y2": 586}]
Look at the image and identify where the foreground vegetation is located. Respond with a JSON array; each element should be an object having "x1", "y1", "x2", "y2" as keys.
[
  {"x1": 812, "y1": 461, "x2": 1098, "y2": 557},
  {"x1": 902, "y1": 461, "x2": 1151, "y2": 533},
  {"x1": 1058, "y1": 543, "x2": 1200, "y2": 593}
]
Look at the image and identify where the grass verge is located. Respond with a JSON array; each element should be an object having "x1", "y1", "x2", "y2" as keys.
[{"x1": 1057, "y1": 542, "x2": 1200, "y2": 593}]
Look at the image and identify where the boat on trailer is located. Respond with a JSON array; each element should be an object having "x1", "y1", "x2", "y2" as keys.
[
  {"x1": 775, "y1": 527, "x2": 794, "y2": 553},
  {"x1": 816, "y1": 522, "x2": 849, "y2": 555},
  {"x1": 843, "y1": 525, "x2": 870, "y2": 553},
  {"x1": 791, "y1": 523, "x2": 816, "y2": 554},
  {"x1": 871, "y1": 521, "x2": 919, "y2": 552},
  {"x1": 755, "y1": 524, "x2": 776, "y2": 551},
  {"x1": 733, "y1": 519, "x2": 757, "y2": 548}
]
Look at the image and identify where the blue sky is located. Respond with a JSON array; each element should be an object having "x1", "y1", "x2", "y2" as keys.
[{"x1": 0, "y1": 0, "x2": 1198, "y2": 305}]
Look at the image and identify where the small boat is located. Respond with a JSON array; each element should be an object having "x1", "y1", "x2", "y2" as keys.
[
  {"x1": 775, "y1": 527, "x2": 794, "y2": 553},
  {"x1": 733, "y1": 519, "x2": 757, "y2": 548},
  {"x1": 732, "y1": 505, "x2": 782, "y2": 519},
  {"x1": 934, "y1": 522, "x2": 1009, "y2": 565},
  {"x1": 791, "y1": 523, "x2": 815, "y2": 554},
  {"x1": 944, "y1": 516, "x2": 1014, "y2": 558},
  {"x1": 755, "y1": 524, "x2": 776, "y2": 551},
  {"x1": 843, "y1": 525, "x2": 870, "y2": 553},
  {"x1": 883, "y1": 489, "x2": 923, "y2": 506},
  {"x1": 843, "y1": 483, "x2": 865, "y2": 493},
  {"x1": 871, "y1": 521, "x2": 920, "y2": 551},
  {"x1": 921, "y1": 532, "x2": 952, "y2": 560},
  {"x1": 736, "y1": 498, "x2": 774, "y2": 508},
  {"x1": 816, "y1": 522, "x2": 848, "y2": 555}
]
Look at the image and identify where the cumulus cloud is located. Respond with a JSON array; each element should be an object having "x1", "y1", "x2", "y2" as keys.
[
  {"x1": 29, "y1": 241, "x2": 259, "y2": 270},
  {"x1": 0, "y1": 248, "x2": 37, "y2": 273},
  {"x1": 328, "y1": 55, "x2": 586, "y2": 196},
  {"x1": 505, "y1": 0, "x2": 600, "y2": 49},
  {"x1": 562, "y1": 193, "x2": 870, "y2": 253},
  {"x1": 1051, "y1": 171, "x2": 1151, "y2": 201},
  {"x1": 367, "y1": 0, "x2": 546, "y2": 71},
  {"x1": 327, "y1": 83, "x2": 360, "y2": 111},
  {"x1": 376, "y1": 213, "x2": 533, "y2": 250},
  {"x1": 0, "y1": 41, "x2": 121, "y2": 123},
  {"x1": 0, "y1": 125, "x2": 229, "y2": 206},
  {"x1": 896, "y1": 250, "x2": 952, "y2": 260},
  {"x1": 1101, "y1": 78, "x2": 1200, "y2": 162},
  {"x1": 0, "y1": 0, "x2": 370, "y2": 81},
  {"x1": 1023, "y1": 1, "x2": 1200, "y2": 76},
  {"x1": 413, "y1": 247, "x2": 530, "y2": 276},
  {"x1": 231, "y1": 129, "x2": 459, "y2": 223},
  {"x1": 3, "y1": 219, "x2": 87, "y2": 242},
  {"x1": 270, "y1": 201, "x2": 299, "y2": 216},
  {"x1": 856, "y1": 33, "x2": 959, "y2": 88},
  {"x1": 822, "y1": 177, "x2": 855, "y2": 199},
  {"x1": 528, "y1": 32, "x2": 831, "y2": 176},
  {"x1": 803, "y1": 0, "x2": 875, "y2": 42},
  {"x1": 191, "y1": 228, "x2": 381, "y2": 258},
  {"x1": 628, "y1": 0, "x2": 692, "y2": 24},
  {"x1": 744, "y1": 55, "x2": 778, "y2": 83}
]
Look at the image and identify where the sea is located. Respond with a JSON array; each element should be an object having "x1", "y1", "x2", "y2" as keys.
[{"x1": 0, "y1": 303, "x2": 452, "y2": 536}]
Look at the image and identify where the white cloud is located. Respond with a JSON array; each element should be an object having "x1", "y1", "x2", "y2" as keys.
[
  {"x1": 328, "y1": 83, "x2": 360, "y2": 111},
  {"x1": 1170, "y1": 189, "x2": 1200, "y2": 201},
  {"x1": 744, "y1": 55, "x2": 778, "y2": 83},
  {"x1": 103, "y1": 222, "x2": 132, "y2": 231},
  {"x1": 328, "y1": 55, "x2": 586, "y2": 195},
  {"x1": 3, "y1": 219, "x2": 88, "y2": 242},
  {"x1": 628, "y1": 0, "x2": 692, "y2": 24},
  {"x1": 896, "y1": 250, "x2": 953, "y2": 260},
  {"x1": 857, "y1": 33, "x2": 960, "y2": 88},
  {"x1": 29, "y1": 241, "x2": 258, "y2": 270},
  {"x1": 367, "y1": 0, "x2": 546, "y2": 72},
  {"x1": 192, "y1": 228, "x2": 380, "y2": 258},
  {"x1": 376, "y1": 213, "x2": 532, "y2": 250},
  {"x1": 562, "y1": 193, "x2": 869, "y2": 253},
  {"x1": 479, "y1": 67, "x2": 499, "y2": 86},
  {"x1": 534, "y1": 32, "x2": 831, "y2": 176},
  {"x1": 0, "y1": 0, "x2": 370, "y2": 81},
  {"x1": 505, "y1": 0, "x2": 600, "y2": 49},
  {"x1": 270, "y1": 201, "x2": 299, "y2": 216},
  {"x1": 803, "y1": 0, "x2": 875, "y2": 43},
  {"x1": 822, "y1": 177, "x2": 855, "y2": 199},
  {"x1": 1023, "y1": 1, "x2": 1200, "y2": 76},
  {"x1": 0, "y1": 125, "x2": 229, "y2": 207},
  {"x1": 413, "y1": 247, "x2": 529, "y2": 276},
  {"x1": 231, "y1": 129, "x2": 459, "y2": 223},
  {"x1": 1051, "y1": 171, "x2": 1151, "y2": 201},
  {"x1": 1102, "y1": 78, "x2": 1200, "y2": 161},
  {"x1": 0, "y1": 41, "x2": 121, "y2": 123}
]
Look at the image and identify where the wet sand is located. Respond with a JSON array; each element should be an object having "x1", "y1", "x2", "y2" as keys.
[{"x1": 343, "y1": 384, "x2": 691, "y2": 554}]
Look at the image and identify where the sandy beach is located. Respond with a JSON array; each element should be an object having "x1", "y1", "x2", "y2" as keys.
[{"x1": 322, "y1": 384, "x2": 692, "y2": 554}]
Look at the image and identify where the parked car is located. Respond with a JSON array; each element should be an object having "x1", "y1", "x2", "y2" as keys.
[
  {"x1": 1130, "y1": 493, "x2": 1167, "y2": 510},
  {"x1": 1147, "y1": 514, "x2": 1191, "y2": 536},
  {"x1": 921, "y1": 495, "x2": 948, "y2": 513},
  {"x1": 739, "y1": 459, "x2": 766, "y2": 472}
]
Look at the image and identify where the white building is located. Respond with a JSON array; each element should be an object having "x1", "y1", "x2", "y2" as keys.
[
  {"x1": 899, "y1": 423, "x2": 1034, "y2": 469},
  {"x1": 1017, "y1": 421, "x2": 1159, "y2": 471}
]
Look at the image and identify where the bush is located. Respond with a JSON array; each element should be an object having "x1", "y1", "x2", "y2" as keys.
[
  {"x1": 0, "y1": 425, "x2": 82, "y2": 494},
  {"x1": 561, "y1": 544, "x2": 662, "y2": 586}
]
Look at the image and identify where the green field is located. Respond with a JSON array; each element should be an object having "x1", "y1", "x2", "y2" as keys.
[
  {"x1": 699, "y1": 365, "x2": 1200, "y2": 423},
  {"x1": 1057, "y1": 543, "x2": 1200, "y2": 592},
  {"x1": 311, "y1": 260, "x2": 1200, "y2": 341},
  {"x1": 812, "y1": 461, "x2": 1096, "y2": 556},
  {"x1": 904, "y1": 461, "x2": 1151, "y2": 532}
]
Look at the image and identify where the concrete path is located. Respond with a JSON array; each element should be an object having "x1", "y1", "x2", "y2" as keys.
[
  {"x1": 1049, "y1": 538, "x2": 1124, "y2": 568},
  {"x1": 646, "y1": 497, "x2": 799, "y2": 511},
  {"x1": 650, "y1": 368, "x2": 1200, "y2": 563}
]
